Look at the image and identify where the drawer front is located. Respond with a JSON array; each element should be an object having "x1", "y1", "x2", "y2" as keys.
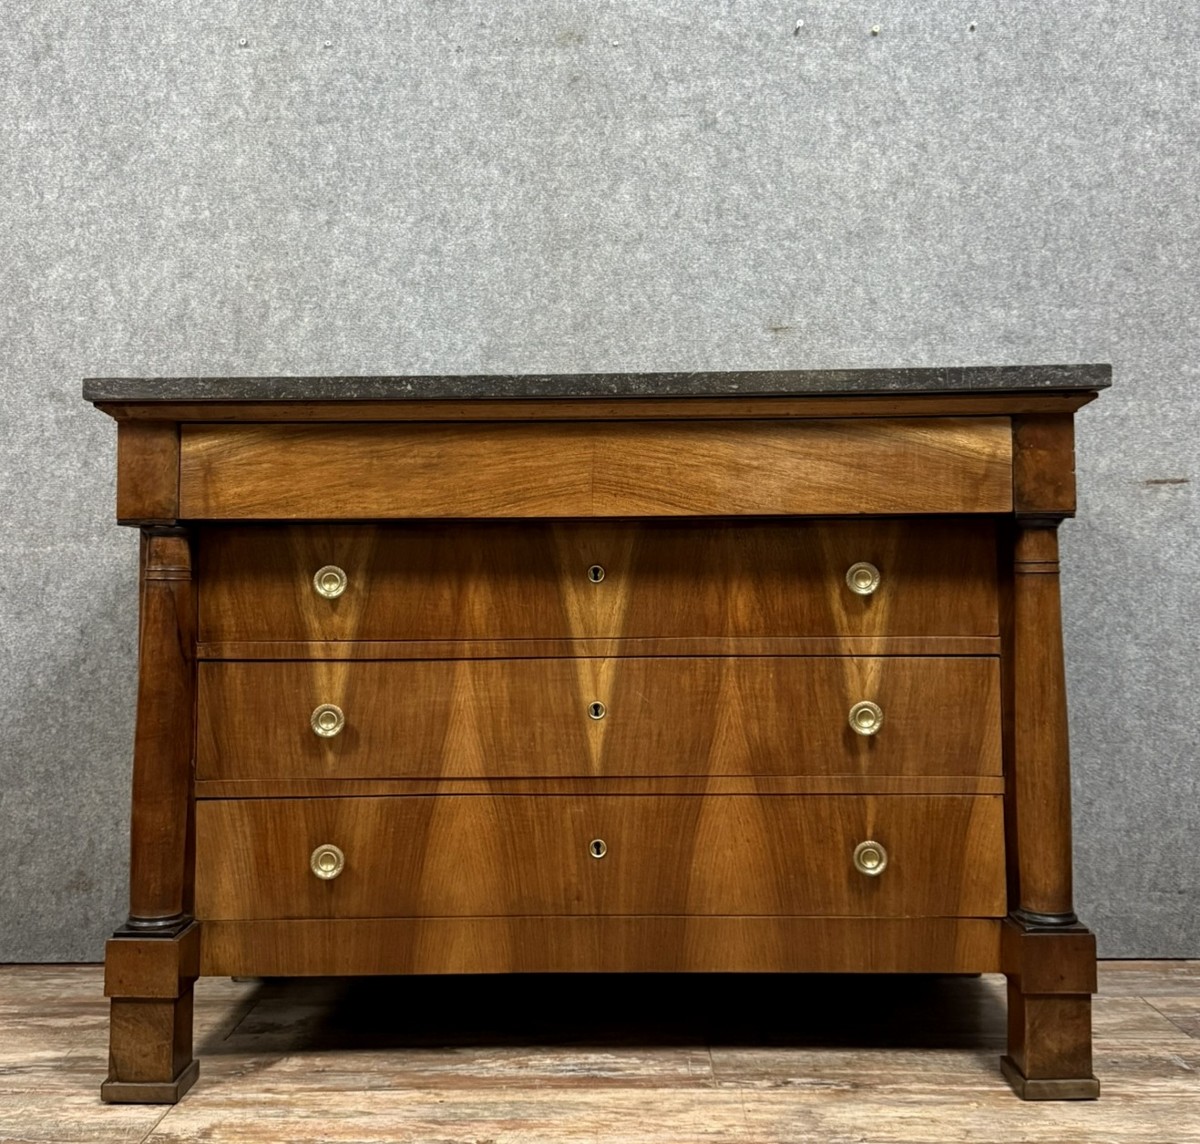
[
  {"x1": 196, "y1": 657, "x2": 1001, "y2": 780},
  {"x1": 198, "y1": 520, "x2": 999, "y2": 642},
  {"x1": 179, "y1": 418, "x2": 1013, "y2": 519},
  {"x1": 194, "y1": 795, "x2": 1007, "y2": 920}
]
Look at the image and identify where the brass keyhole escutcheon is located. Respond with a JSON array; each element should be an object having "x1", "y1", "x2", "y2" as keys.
[
  {"x1": 588, "y1": 701, "x2": 607, "y2": 720},
  {"x1": 587, "y1": 564, "x2": 606, "y2": 583},
  {"x1": 846, "y1": 561, "x2": 881, "y2": 596},
  {"x1": 589, "y1": 839, "x2": 608, "y2": 859},
  {"x1": 313, "y1": 565, "x2": 348, "y2": 599},
  {"x1": 848, "y1": 700, "x2": 883, "y2": 736},
  {"x1": 853, "y1": 840, "x2": 888, "y2": 877},
  {"x1": 310, "y1": 843, "x2": 345, "y2": 880},
  {"x1": 311, "y1": 703, "x2": 345, "y2": 738}
]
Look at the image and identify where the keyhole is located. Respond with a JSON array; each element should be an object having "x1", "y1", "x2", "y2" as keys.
[
  {"x1": 588, "y1": 701, "x2": 607, "y2": 720},
  {"x1": 589, "y1": 839, "x2": 608, "y2": 859},
  {"x1": 587, "y1": 564, "x2": 605, "y2": 583}
]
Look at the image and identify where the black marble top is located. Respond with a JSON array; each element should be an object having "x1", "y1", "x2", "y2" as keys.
[{"x1": 83, "y1": 365, "x2": 1110, "y2": 404}]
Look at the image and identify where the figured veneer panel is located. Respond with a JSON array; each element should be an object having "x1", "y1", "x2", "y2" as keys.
[
  {"x1": 197, "y1": 519, "x2": 999, "y2": 642},
  {"x1": 199, "y1": 916, "x2": 1004, "y2": 976},
  {"x1": 193, "y1": 795, "x2": 1007, "y2": 920},
  {"x1": 195, "y1": 656, "x2": 1002, "y2": 781},
  {"x1": 178, "y1": 418, "x2": 1013, "y2": 519}
]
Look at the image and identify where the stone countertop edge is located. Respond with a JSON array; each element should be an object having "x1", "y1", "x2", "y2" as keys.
[{"x1": 82, "y1": 364, "x2": 1112, "y2": 404}]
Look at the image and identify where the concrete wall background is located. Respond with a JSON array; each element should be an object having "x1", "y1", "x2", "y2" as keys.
[{"x1": 1, "y1": 0, "x2": 1196, "y2": 960}]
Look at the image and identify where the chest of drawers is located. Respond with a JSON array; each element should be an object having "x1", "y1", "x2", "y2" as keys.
[{"x1": 86, "y1": 366, "x2": 1108, "y2": 1103}]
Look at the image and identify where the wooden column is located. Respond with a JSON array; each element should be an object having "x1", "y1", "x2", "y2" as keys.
[
  {"x1": 102, "y1": 526, "x2": 199, "y2": 1104},
  {"x1": 1010, "y1": 521, "x2": 1077, "y2": 924},
  {"x1": 1000, "y1": 415, "x2": 1099, "y2": 1100}
]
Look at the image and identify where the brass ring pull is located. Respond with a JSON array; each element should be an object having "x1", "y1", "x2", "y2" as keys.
[
  {"x1": 587, "y1": 564, "x2": 606, "y2": 583},
  {"x1": 589, "y1": 839, "x2": 608, "y2": 859},
  {"x1": 848, "y1": 700, "x2": 883, "y2": 736},
  {"x1": 313, "y1": 565, "x2": 347, "y2": 599},
  {"x1": 846, "y1": 561, "x2": 881, "y2": 596},
  {"x1": 853, "y1": 840, "x2": 888, "y2": 877},
  {"x1": 310, "y1": 843, "x2": 345, "y2": 880},
  {"x1": 311, "y1": 703, "x2": 345, "y2": 738},
  {"x1": 588, "y1": 701, "x2": 607, "y2": 720}
]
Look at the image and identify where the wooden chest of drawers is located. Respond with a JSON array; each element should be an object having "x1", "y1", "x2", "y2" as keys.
[{"x1": 86, "y1": 366, "x2": 1108, "y2": 1104}]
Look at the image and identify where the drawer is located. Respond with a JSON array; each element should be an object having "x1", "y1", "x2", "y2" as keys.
[
  {"x1": 197, "y1": 519, "x2": 999, "y2": 642},
  {"x1": 178, "y1": 418, "x2": 1013, "y2": 519},
  {"x1": 193, "y1": 795, "x2": 1007, "y2": 920},
  {"x1": 196, "y1": 656, "x2": 1001, "y2": 780}
]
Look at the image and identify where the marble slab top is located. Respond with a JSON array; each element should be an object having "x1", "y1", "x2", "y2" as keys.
[{"x1": 83, "y1": 364, "x2": 1110, "y2": 404}]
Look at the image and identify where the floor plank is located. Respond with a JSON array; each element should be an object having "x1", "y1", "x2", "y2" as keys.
[{"x1": 0, "y1": 964, "x2": 1197, "y2": 1143}]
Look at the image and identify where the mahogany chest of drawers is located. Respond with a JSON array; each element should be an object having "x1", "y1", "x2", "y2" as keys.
[{"x1": 85, "y1": 366, "x2": 1108, "y2": 1103}]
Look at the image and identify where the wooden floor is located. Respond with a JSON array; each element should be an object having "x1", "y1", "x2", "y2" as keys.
[{"x1": 1, "y1": 963, "x2": 1197, "y2": 1143}]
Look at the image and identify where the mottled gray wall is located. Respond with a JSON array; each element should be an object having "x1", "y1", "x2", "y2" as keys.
[{"x1": 1, "y1": 0, "x2": 1196, "y2": 961}]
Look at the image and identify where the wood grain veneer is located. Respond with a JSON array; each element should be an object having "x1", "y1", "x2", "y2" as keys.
[
  {"x1": 178, "y1": 419, "x2": 1013, "y2": 519},
  {"x1": 198, "y1": 917, "x2": 1005, "y2": 976},
  {"x1": 194, "y1": 795, "x2": 1007, "y2": 921},
  {"x1": 196, "y1": 656, "x2": 1002, "y2": 781},
  {"x1": 197, "y1": 519, "x2": 999, "y2": 642}
]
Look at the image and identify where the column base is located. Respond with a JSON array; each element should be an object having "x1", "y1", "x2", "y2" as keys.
[
  {"x1": 1000, "y1": 1054, "x2": 1099, "y2": 1101},
  {"x1": 101, "y1": 1059, "x2": 199, "y2": 1105},
  {"x1": 112, "y1": 913, "x2": 194, "y2": 940},
  {"x1": 1002, "y1": 914, "x2": 1100, "y2": 1101},
  {"x1": 102, "y1": 922, "x2": 199, "y2": 1105}
]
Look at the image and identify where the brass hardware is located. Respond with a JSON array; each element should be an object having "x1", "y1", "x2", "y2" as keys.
[
  {"x1": 587, "y1": 564, "x2": 606, "y2": 583},
  {"x1": 846, "y1": 561, "x2": 881, "y2": 596},
  {"x1": 589, "y1": 839, "x2": 608, "y2": 859},
  {"x1": 313, "y1": 565, "x2": 347, "y2": 599},
  {"x1": 310, "y1": 843, "x2": 345, "y2": 880},
  {"x1": 848, "y1": 700, "x2": 883, "y2": 736},
  {"x1": 588, "y1": 701, "x2": 607, "y2": 720},
  {"x1": 311, "y1": 703, "x2": 345, "y2": 738},
  {"x1": 853, "y1": 840, "x2": 888, "y2": 876}
]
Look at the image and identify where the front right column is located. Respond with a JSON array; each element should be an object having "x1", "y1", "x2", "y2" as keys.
[{"x1": 1001, "y1": 517, "x2": 1099, "y2": 1100}]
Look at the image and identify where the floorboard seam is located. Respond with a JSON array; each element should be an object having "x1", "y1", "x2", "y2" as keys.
[
  {"x1": 1143, "y1": 996, "x2": 1200, "y2": 1041},
  {"x1": 135, "y1": 1107, "x2": 172, "y2": 1144}
]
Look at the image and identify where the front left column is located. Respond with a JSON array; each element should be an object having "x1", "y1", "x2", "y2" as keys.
[{"x1": 102, "y1": 527, "x2": 200, "y2": 1104}]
